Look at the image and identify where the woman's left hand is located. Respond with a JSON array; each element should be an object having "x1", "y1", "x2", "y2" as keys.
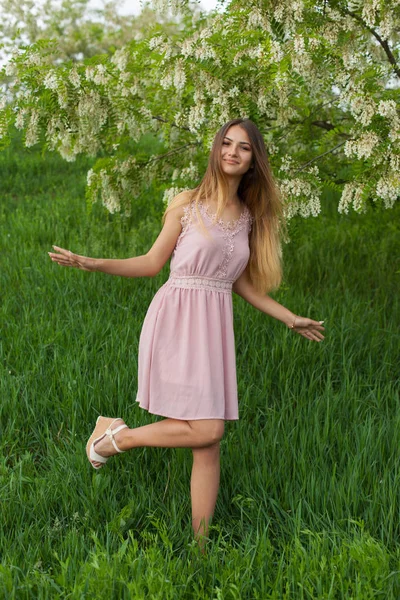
[{"x1": 289, "y1": 317, "x2": 325, "y2": 342}]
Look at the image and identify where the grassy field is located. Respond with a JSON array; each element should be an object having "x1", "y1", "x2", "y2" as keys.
[{"x1": 1, "y1": 139, "x2": 399, "y2": 599}]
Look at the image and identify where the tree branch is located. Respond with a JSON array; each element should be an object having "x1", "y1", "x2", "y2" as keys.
[
  {"x1": 310, "y1": 120, "x2": 352, "y2": 138},
  {"x1": 152, "y1": 114, "x2": 192, "y2": 132},
  {"x1": 294, "y1": 139, "x2": 349, "y2": 173},
  {"x1": 342, "y1": 8, "x2": 400, "y2": 78},
  {"x1": 144, "y1": 141, "x2": 201, "y2": 165}
]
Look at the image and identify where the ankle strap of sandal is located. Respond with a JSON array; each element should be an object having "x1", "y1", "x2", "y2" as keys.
[{"x1": 105, "y1": 423, "x2": 128, "y2": 453}]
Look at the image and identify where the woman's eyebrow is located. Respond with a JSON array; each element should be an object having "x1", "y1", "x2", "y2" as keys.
[{"x1": 224, "y1": 136, "x2": 252, "y2": 147}]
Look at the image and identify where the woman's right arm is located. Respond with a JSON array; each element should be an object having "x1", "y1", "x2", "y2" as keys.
[{"x1": 48, "y1": 193, "x2": 190, "y2": 277}]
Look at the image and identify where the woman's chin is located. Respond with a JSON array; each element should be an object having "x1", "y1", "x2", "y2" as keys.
[{"x1": 222, "y1": 167, "x2": 245, "y2": 178}]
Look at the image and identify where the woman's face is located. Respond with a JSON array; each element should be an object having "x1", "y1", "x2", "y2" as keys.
[{"x1": 220, "y1": 125, "x2": 253, "y2": 177}]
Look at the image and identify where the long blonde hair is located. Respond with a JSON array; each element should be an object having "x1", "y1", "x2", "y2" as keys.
[{"x1": 162, "y1": 118, "x2": 286, "y2": 294}]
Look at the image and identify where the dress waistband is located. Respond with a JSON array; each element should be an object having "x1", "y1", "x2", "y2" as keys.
[{"x1": 167, "y1": 274, "x2": 233, "y2": 293}]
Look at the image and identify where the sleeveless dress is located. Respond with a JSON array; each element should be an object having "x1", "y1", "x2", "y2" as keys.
[{"x1": 135, "y1": 199, "x2": 254, "y2": 421}]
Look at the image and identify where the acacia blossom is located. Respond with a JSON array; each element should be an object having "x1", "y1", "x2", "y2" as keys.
[{"x1": 0, "y1": 0, "x2": 399, "y2": 217}]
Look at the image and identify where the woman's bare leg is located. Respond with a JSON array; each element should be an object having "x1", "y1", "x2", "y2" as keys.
[
  {"x1": 91, "y1": 417, "x2": 224, "y2": 467},
  {"x1": 191, "y1": 441, "x2": 221, "y2": 552},
  {"x1": 90, "y1": 416, "x2": 224, "y2": 551}
]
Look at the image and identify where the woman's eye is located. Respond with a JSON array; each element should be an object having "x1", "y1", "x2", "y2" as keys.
[{"x1": 223, "y1": 141, "x2": 229, "y2": 145}]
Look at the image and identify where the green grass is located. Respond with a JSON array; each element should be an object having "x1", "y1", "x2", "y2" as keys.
[{"x1": 0, "y1": 140, "x2": 399, "y2": 599}]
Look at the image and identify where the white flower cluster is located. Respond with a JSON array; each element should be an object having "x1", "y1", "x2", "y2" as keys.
[
  {"x1": 77, "y1": 90, "x2": 108, "y2": 135},
  {"x1": 280, "y1": 177, "x2": 321, "y2": 218},
  {"x1": 87, "y1": 168, "x2": 96, "y2": 187},
  {"x1": 389, "y1": 152, "x2": 400, "y2": 173},
  {"x1": 148, "y1": 35, "x2": 165, "y2": 51},
  {"x1": 68, "y1": 68, "x2": 81, "y2": 88},
  {"x1": 375, "y1": 173, "x2": 400, "y2": 208},
  {"x1": 5, "y1": 62, "x2": 16, "y2": 77},
  {"x1": 160, "y1": 71, "x2": 173, "y2": 90},
  {"x1": 173, "y1": 110, "x2": 186, "y2": 128},
  {"x1": 362, "y1": 0, "x2": 380, "y2": 28},
  {"x1": 308, "y1": 37, "x2": 321, "y2": 51},
  {"x1": 377, "y1": 99, "x2": 400, "y2": 141},
  {"x1": 0, "y1": 119, "x2": 6, "y2": 140},
  {"x1": 341, "y1": 48, "x2": 366, "y2": 70},
  {"x1": 377, "y1": 99, "x2": 397, "y2": 118},
  {"x1": 25, "y1": 110, "x2": 40, "y2": 147},
  {"x1": 338, "y1": 182, "x2": 366, "y2": 214},
  {"x1": 291, "y1": 38, "x2": 313, "y2": 77},
  {"x1": 321, "y1": 20, "x2": 340, "y2": 44},
  {"x1": 292, "y1": 0, "x2": 305, "y2": 22},
  {"x1": 162, "y1": 186, "x2": 186, "y2": 206},
  {"x1": 347, "y1": 0, "x2": 363, "y2": 10},
  {"x1": 349, "y1": 95, "x2": 376, "y2": 126},
  {"x1": 305, "y1": 165, "x2": 319, "y2": 176},
  {"x1": 177, "y1": 161, "x2": 199, "y2": 182},
  {"x1": 266, "y1": 143, "x2": 279, "y2": 156},
  {"x1": 111, "y1": 48, "x2": 129, "y2": 72},
  {"x1": 42, "y1": 69, "x2": 68, "y2": 109},
  {"x1": 45, "y1": 116, "x2": 75, "y2": 161},
  {"x1": 199, "y1": 27, "x2": 213, "y2": 41},
  {"x1": 247, "y1": 45, "x2": 264, "y2": 60},
  {"x1": 226, "y1": 86, "x2": 240, "y2": 98},
  {"x1": 256, "y1": 94, "x2": 275, "y2": 118},
  {"x1": 87, "y1": 159, "x2": 139, "y2": 215},
  {"x1": 59, "y1": 134, "x2": 77, "y2": 162},
  {"x1": 275, "y1": 101, "x2": 298, "y2": 127},
  {"x1": 99, "y1": 169, "x2": 121, "y2": 213},
  {"x1": 194, "y1": 41, "x2": 217, "y2": 62},
  {"x1": 118, "y1": 156, "x2": 137, "y2": 176},
  {"x1": 247, "y1": 9, "x2": 269, "y2": 30},
  {"x1": 43, "y1": 71, "x2": 58, "y2": 91},
  {"x1": 86, "y1": 64, "x2": 110, "y2": 86},
  {"x1": 272, "y1": 1, "x2": 303, "y2": 35},
  {"x1": 26, "y1": 52, "x2": 43, "y2": 67},
  {"x1": 181, "y1": 37, "x2": 196, "y2": 58},
  {"x1": 269, "y1": 40, "x2": 284, "y2": 63},
  {"x1": 174, "y1": 59, "x2": 186, "y2": 92},
  {"x1": 270, "y1": 74, "x2": 298, "y2": 126},
  {"x1": 187, "y1": 103, "x2": 206, "y2": 133},
  {"x1": 279, "y1": 154, "x2": 295, "y2": 173},
  {"x1": 378, "y1": 13, "x2": 394, "y2": 41},
  {"x1": 344, "y1": 131, "x2": 380, "y2": 160}
]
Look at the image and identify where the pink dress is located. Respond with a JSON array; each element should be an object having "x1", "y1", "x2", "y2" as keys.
[{"x1": 135, "y1": 199, "x2": 254, "y2": 421}]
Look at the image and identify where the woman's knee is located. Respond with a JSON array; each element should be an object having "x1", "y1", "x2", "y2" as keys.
[
  {"x1": 210, "y1": 420, "x2": 224, "y2": 443},
  {"x1": 189, "y1": 419, "x2": 224, "y2": 445}
]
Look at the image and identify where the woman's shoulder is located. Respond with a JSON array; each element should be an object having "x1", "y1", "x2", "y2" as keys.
[
  {"x1": 169, "y1": 189, "x2": 195, "y2": 209},
  {"x1": 165, "y1": 189, "x2": 195, "y2": 226}
]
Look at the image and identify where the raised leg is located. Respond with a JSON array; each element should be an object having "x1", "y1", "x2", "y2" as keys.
[
  {"x1": 191, "y1": 441, "x2": 221, "y2": 552},
  {"x1": 90, "y1": 417, "x2": 224, "y2": 466},
  {"x1": 88, "y1": 416, "x2": 224, "y2": 551}
]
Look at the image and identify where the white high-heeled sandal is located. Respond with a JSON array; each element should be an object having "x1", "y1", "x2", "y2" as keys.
[{"x1": 86, "y1": 416, "x2": 128, "y2": 469}]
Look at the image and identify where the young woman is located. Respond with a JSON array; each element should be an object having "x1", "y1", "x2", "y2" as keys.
[{"x1": 48, "y1": 118, "x2": 325, "y2": 551}]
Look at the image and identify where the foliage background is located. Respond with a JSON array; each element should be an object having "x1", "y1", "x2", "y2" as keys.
[{"x1": 1, "y1": 0, "x2": 400, "y2": 217}]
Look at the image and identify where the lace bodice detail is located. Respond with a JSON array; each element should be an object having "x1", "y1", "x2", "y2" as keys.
[
  {"x1": 171, "y1": 199, "x2": 253, "y2": 281},
  {"x1": 178, "y1": 200, "x2": 253, "y2": 241}
]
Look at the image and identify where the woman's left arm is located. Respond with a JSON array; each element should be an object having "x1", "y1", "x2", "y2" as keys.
[{"x1": 233, "y1": 267, "x2": 325, "y2": 342}]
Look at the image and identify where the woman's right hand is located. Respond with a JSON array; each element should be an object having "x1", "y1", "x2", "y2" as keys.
[{"x1": 48, "y1": 246, "x2": 96, "y2": 272}]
